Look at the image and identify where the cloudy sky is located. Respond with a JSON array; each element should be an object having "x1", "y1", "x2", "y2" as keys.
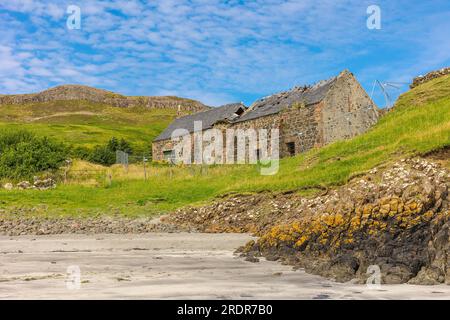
[{"x1": 0, "y1": 0, "x2": 449, "y2": 107}]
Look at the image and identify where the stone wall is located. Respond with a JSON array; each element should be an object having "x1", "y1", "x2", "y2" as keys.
[
  {"x1": 321, "y1": 71, "x2": 379, "y2": 145},
  {"x1": 152, "y1": 139, "x2": 177, "y2": 162},
  {"x1": 225, "y1": 114, "x2": 281, "y2": 160},
  {"x1": 410, "y1": 67, "x2": 450, "y2": 89},
  {"x1": 152, "y1": 105, "x2": 321, "y2": 162},
  {"x1": 279, "y1": 102, "x2": 322, "y2": 156}
]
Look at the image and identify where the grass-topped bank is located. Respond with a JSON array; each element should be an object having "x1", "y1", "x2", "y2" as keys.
[{"x1": 0, "y1": 75, "x2": 449, "y2": 218}]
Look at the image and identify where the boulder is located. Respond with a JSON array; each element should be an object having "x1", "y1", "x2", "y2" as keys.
[
  {"x1": 17, "y1": 181, "x2": 32, "y2": 190},
  {"x1": 3, "y1": 183, "x2": 13, "y2": 190},
  {"x1": 33, "y1": 178, "x2": 56, "y2": 190}
]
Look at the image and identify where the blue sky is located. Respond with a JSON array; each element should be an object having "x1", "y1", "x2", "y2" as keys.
[{"x1": 0, "y1": 0, "x2": 449, "y2": 107}]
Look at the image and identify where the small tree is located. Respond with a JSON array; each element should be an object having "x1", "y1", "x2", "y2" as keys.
[
  {"x1": 88, "y1": 145, "x2": 116, "y2": 166},
  {"x1": 118, "y1": 138, "x2": 132, "y2": 154},
  {"x1": 87, "y1": 137, "x2": 133, "y2": 166}
]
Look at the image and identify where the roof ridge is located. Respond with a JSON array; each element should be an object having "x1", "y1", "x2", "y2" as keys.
[{"x1": 175, "y1": 102, "x2": 245, "y2": 120}]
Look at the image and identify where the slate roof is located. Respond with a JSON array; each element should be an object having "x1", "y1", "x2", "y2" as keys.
[
  {"x1": 153, "y1": 103, "x2": 246, "y2": 141},
  {"x1": 154, "y1": 74, "x2": 339, "y2": 142},
  {"x1": 233, "y1": 76, "x2": 337, "y2": 123}
]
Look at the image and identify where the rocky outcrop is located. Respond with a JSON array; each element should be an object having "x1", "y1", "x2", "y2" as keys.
[
  {"x1": 0, "y1": 85, "x2": 210, "y2": 113},
  {"x1": 167, "y1": 157, "x2": 450, "y2": 285},
  {"x1": 410, "y1": 67, "x2": 450, "y2": 89}
]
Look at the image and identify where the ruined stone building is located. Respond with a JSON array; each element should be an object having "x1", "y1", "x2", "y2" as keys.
[{"x1": 152, "y1": 70, "x2": 380, "y2": 163}]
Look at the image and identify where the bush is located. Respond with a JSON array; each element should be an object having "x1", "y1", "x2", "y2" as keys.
[
  {"x1": 71, "y1": 146, "x2": 91, "y2": 160},
  {"x1": 89, "y1": 145, "x2": 116, "y2": 166},
  {"x1": 0, "y1": 129, "x2": 67, "y2": 180},
  {"x1": 87, "y1": 137, "x2": 133, "y2": 166}
]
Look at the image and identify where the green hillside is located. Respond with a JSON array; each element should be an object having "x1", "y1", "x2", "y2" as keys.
[
  {"x1": 0, "y1": 100, "x2": 177, "y2": 155},
  {"x1": 0, "y1": 75, "x2": 449, "y2": 217}
]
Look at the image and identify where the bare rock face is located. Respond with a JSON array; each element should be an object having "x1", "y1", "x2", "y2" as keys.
[
  {"x1": 0, "y1": 85, "x2": 210, "y2": 113},
  {"x1": 168, "y1": 157, "x2": 450, "y2": 285}
]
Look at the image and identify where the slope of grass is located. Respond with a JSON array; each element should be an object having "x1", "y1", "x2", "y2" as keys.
[
  {"x1": 0, "y1": 75, "x2": 449, "y2": 217},
  {"x1": 0, "y1": 100, "x2": 177, "y2": 153}
]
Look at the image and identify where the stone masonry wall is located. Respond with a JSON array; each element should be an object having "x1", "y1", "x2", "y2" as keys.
[
  {"x1": 279, "y1": 102, "x2": 322, "y2": 156},
  {"x1": 152, "y1": 115, "x2": 282, "y2": 163},
  {"x1": 321, "y1": 71, "x2": 379, "y2": 145}
]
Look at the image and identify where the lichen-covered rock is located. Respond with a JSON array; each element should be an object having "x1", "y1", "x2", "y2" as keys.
[{"x1": 241, "y1": 158, "x2": 449, "y2": 284}]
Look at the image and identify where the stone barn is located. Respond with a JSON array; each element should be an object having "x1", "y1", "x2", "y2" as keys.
[{"x1": 152, "y1": 70, "x2": 380, "y2": 163}]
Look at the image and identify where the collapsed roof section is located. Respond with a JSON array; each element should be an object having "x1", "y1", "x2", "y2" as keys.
[{"x1": 154, "y1": 103, "x2": 246, "y2": 141}]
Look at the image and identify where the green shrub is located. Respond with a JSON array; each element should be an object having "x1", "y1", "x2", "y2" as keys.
[
  {"x1": 87, "y1": 137, "x2": 133, "y2": 166},
  {"x1": 0, "y1": 129, "x2": 67, "y2": 180},
  {"x1": 70, "y1": 146, "x2": 91, "y2": 160},
  {"x1": 88, "y1": 145, "x2": 116, "y2": 166}
]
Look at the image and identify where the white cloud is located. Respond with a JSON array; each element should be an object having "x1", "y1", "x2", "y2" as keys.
[{"x1": 0, "y1": 0, "x2": 448, "y2": 107}]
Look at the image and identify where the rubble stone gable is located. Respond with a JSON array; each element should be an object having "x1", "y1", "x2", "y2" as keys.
[{"x1": 321, "y1": 71, "x2": 379, "y2": 145}]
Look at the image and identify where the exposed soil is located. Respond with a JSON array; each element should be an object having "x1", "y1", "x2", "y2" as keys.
[{"x1": 28, "y1": 111, "x2": 97, "y2": 122}]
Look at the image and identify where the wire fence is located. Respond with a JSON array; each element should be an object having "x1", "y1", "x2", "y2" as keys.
[{"x1": 63, "y1": 153, "x2": 215, "y2": 185}]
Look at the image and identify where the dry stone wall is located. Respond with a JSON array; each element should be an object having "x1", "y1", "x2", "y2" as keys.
[{"x1": 410, "y1": 67, "x2": 450, "y2": 89}]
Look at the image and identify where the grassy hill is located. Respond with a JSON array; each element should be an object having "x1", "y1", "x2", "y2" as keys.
[
  {"x1": 0, "y1": 75, "x2": 449, "y2": 217},
  {"x1": 0, "y1": 85, "x2": 209, "y2": 155},
  {"x1": 0, "y1": 101, "x2": 175, "y2": 155}
]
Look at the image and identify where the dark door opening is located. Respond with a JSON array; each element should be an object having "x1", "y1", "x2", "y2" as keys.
[{"x1": 286, "y1": 142, "x2": 296, "y2": 156}]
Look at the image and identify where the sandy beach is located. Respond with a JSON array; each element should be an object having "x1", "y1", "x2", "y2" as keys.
[{"x1": 0, "y1": 233, "x2": 449, "y2": 300}]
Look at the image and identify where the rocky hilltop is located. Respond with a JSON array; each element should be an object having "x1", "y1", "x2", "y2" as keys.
[
  {"x1": 0, "y1": 85, "x2": 210, "y2": 113},
  {"x1": 410, "y1": 67, "x2": 450, "y2": 89}
]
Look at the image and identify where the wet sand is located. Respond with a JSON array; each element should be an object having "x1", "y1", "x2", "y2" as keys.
[{"x1": 0, "y1": 233, "x2": 449, "y2": 299}]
